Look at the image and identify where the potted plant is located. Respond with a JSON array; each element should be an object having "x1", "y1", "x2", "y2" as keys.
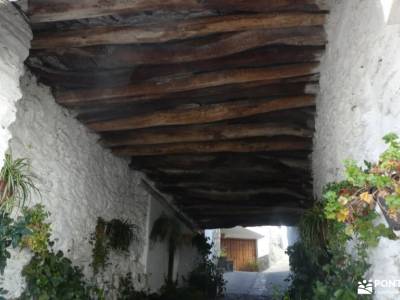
[{"x1": 0, "y1": 153, "x2": 37, "y2": 213}]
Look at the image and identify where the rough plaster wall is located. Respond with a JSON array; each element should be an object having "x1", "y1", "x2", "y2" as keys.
[
  {"x1": 0, "y1": 0, "x2": 31, "y2": 169},
  {"x1": 314, "y1": 0, "x2": 400, "y2": 194},
  {"x1": 3, "y1": 72, "x2": 152, "y2": 298},
  {"x1": 146, "y1": 194, "x2": 198, "y2": 292},
  {"x1": 314, "y1": 0, "x2": 400, "y2": 298}
]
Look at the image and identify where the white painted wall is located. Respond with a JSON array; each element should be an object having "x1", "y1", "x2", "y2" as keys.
[
  {"x1": 0, "y1": 0, "x2": 31, "y2": 169},
  {"x1": 146, "y1": 190, "x2": 198, "y2": 292},
  {"x1": 3, "y1": 71, "x2": 151, "y2": 297},
  {"x1": 314, "y1": 0, "x2": 400, "y2": 298}
]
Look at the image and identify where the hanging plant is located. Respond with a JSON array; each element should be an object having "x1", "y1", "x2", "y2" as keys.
[
  {"x1": 0, "y1": 153, "x2": 38, "y2": 213},
  {"x1": 91, "y1": 217, "x2": 138, "y2": 274}
]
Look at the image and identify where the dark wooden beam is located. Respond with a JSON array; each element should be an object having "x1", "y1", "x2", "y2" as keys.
[
  {"x1": 178, "y1": 186, "x2": 306, "y2": 199},
  {"x1": 33, "y1": 27, "x2": 325, "y2": 66},
  {"x1": 29, "y1": 0, "x2": 321, "y2": 23},
  {"x1": 155, "y1": 180, "x2": 310, "y2": 193},
  {"x1": 75, "y1": 81, "x2": 317, "y2": 113},
  {"x1": 161, "y1": 187, "x2": 307, "y2": 200},
  {"x1": 197, "y1": 212, "x2": 303, "y2": 228},
  {"x1": 101, "y1": 123, "x2": 312, "y2": 146},
  {"x1": 86, "y1": 95, "x2": 315, "y2": 132},
  {"x1": 32, "y1": 13, "x2": 325, "y2": 48},
  {"x1": 57, "y1": 63, "x2": 318, "y2": 105},
  {"x1": 145, "y1": 169, "x2": 311, "y2": 186},
  {"x1": 131, "y1": 152, "x2": 312, "y2": 173},
  {"x1": 29, "y1": 46, "x2": 323, "y2": 87},
  {"x1": 111, "y1": 137, "x2": 311, "y2": 156},
  {"x1": 187, "y1": 207, "x2": 305, "y2": 216}
]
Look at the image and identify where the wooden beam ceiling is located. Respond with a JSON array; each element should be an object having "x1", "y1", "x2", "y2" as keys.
[
  {"x1": 28, "y1": 0, "x2": 326, "y2": 229},
  {"x1": 29, "y1": 0, "x2": 322, "y2": 23},
  {"x1": 32, "y1": 13, "x2": 325, "y2": 48}
]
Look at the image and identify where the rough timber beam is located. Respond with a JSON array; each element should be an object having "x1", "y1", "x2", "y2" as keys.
[
  {"x1": 101, "y1": 123, "x2": 313, "y2": 146},
  {"x1": 32, "y1": 13, "x2": 325, "y2": 48},
  {"x1": 57, "y1": 63, "x2": 318, "y2": 106},
  {"x1": 111, "y1": 137, "x2": 312, "y2": 156},
  {"x1": 29, "y1": 0, "x2": 321, "y2": 23},
  {"x1": 32, "y1": 27, "x2": 326, "y2": 66},
  {"x1": 30, "y1": 46, "x2": 323, "y2": 86},
  {"x1": 87, "y1": 95, "x2": 315, "y2": 132}
]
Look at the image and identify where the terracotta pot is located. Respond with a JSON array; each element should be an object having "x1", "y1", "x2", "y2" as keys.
[{"x1": 377, "y1": 196, "x2": 400, "y2": 231}]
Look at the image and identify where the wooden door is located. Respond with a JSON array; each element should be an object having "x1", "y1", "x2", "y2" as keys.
[{"x1": 221, "y1": 238, "x2": 257, "y2": 271}]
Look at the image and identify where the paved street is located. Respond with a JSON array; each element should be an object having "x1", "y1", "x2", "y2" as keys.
[{"x1": 224, "y1": 262, "x2": 290, "y2": 300}]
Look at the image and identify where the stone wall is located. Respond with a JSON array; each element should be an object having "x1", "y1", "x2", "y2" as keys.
[
  {"x1": 0, "y1": 0, "x2": 31, "y2": 169},
  {"x1": 3, "y1": 71, "x2": 151, "y2": 297},
  {"x1": 314, "y1": 0, "x2": 400, "y2": 298}
]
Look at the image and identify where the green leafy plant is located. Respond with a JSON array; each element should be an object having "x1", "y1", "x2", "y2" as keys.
[
  {"x1": 91, "y1": 217, "x2": 138, "y2": 274},
  {"x1": 240, "y1": 261, "x2": 259, "y2": 272},
  {"x1": 117, "y1": 273, "x2": 156, "y2": 300},
  {"x1": 299, "y1": 204, "x2": 329, "y2": 261},
  {"x1": 150, "y1": 214, "x2": 185, "y2": 285},
  {"x1": 91, "y1": 218, "x2": 110, "y2": 274},
  {"x1": 20, "y1": 204, "x2": 51, "y2": 255},
  {"x1": 20, "y1": 250, "x2": 91, "y2": 300},
  {"x1": 0, "y1": 153, "x2": 38, "y2": 213},
  {"x1": 106, "y1": 219, "x2": 137, "y2": 252},
  {"x1": 0, "y1": 212, "x2": 31, "y2": 274},
  {"x1": 188, "y1": 234, "x2": 225, "y2": 299},
  {"x1": 285, "y1": 134, "x2": 400, "y2": 300}
]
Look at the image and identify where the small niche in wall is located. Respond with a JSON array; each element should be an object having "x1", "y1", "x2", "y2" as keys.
[{"x1": 380, "y1": 0, "x2": 400, "y2": 25}]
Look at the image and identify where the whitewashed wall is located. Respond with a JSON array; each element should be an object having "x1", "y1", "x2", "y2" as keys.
[
  {"x1": 314, "y1": 0, "x2": 400, "y2": 298},
  {"x1": 145, "y1": 191, "x2": 198, "y2": 292},
  {"x1": 0, "y1": 0, "x2": 31, "y2": 169},
  {"x1": 3, "y1": 71, "x2": 151, "y2": 297}
]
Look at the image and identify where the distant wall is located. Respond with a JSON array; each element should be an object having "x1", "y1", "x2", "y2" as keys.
[
  {"x1": 146, "y1": 191, "x2": 198, "y2": 292},
  {"x1": 314, "y1": 0, "x2": 400, "y2": 298}
]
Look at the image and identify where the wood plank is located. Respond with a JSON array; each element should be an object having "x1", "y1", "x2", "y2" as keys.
[
  {"x1": 57, "y1": 63, "x2": 318, "y2": 105},
  {"x1": 130, "y1": 153, "x2": 312, "y2": 176},
  {"x1": 75, "y1": 81, "x2": 317, "y2": 112},
  {"x1": 189, "y1": 206, "x2": 305, "y2": 215},
  {"x1": 129, "y1": 153, "x2": 309, "y2": 170},
  {"x1": 156, "y1": 180, "x2": 309, "y2": 193},
  {"x1": 144, "y1": 168, "x2": 311, "y2": 185},
  {"x1": 33, "y1": 27, "x2": 325, "y2": 66},
  {"x1": 101, "y1": 123, "x2": 312, "y2": 146},
  {"x1": 111, "y1": 137, "x2": 312, "y2": 156},
  {"x1": 30, "y1": 46, "x2": 323, "y2": 87},
  {"x1": 160, "y1": 187, "x2": 307, "y2": 200},
  {"x1": 86, "y1": 95, "x2": 315, "y2": 132},
  {"x1": 175, "y1": 194, "x2": 307, "y2": 206},
  {"x1": 29, "y1": 0, "x2": 320, "y2": 23},
  {"x1": 32, "y1": 13, "x2": 325, "y2": 48}
]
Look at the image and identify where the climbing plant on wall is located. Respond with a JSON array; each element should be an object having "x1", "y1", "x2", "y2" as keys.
[
  {"x1": 0, "y1": 154, "x2": 225, "y2": 300},
  {"x1": 90, "y1": 217, "x2": 138, "y2": 274},
  {"x1": 285, "y1": 133, "x2": 400, "y2": 300}
]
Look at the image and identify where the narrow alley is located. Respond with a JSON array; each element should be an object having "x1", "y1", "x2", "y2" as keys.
[{"x1": 1, "y1": 0, "x2": 400, "y2": 299}]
